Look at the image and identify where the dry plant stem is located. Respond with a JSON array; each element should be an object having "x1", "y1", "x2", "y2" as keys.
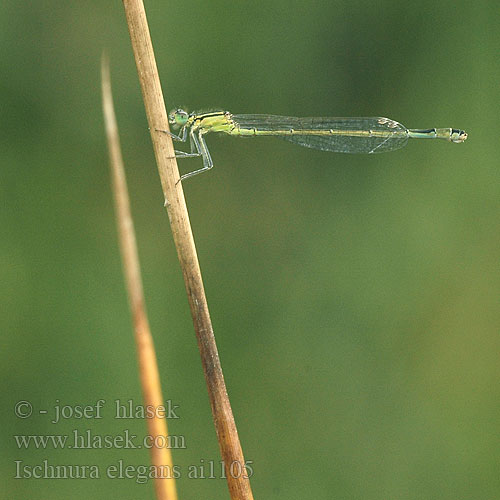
[
  {"x1": 101, "y1": 55, "x2": 178, "y2": 500},
  {"x1": 121, "y1": 2, "x2": 254, "y2": 500}
]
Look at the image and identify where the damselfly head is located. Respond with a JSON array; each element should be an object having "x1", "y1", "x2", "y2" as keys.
[
  {"x1": 169, "y1": 108, "x2": 189, "y2": 127},
  {"x1": 450, "y1": 129, "x2": 468, "y2": 143}
]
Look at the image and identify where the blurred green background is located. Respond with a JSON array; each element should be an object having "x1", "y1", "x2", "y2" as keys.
[{"x1": 3, "y1": 1, "x2": 499, "y2": 499}]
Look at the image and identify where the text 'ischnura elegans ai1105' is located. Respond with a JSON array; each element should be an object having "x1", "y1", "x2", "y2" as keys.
[{"x1": 160, "y1": 109, "x2": 467, "y2": 180}]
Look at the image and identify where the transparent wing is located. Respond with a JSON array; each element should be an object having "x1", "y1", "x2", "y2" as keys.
[{"x1": 231, "y1": 115, "x2": 409, "y2": 154}]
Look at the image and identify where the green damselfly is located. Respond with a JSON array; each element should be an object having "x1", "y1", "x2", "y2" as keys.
[{"x1": 161, "y1": 109, "x2": 467, "y2": 180}]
